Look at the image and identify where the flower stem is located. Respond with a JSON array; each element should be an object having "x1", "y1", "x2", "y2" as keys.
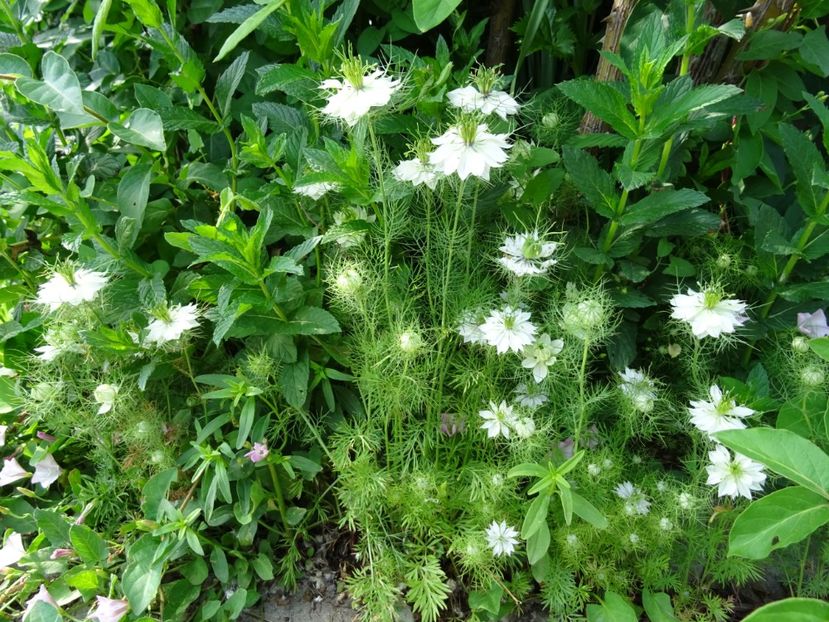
[
  {"x1": 367, "y1": 121, "x2": 394, "y2": 323},
  {"x1": 573, "y1": 338, "x2": 591, "y2": 450},
  {"x1": 267, "y1": 462, "x2": 290, "y2": 532}
]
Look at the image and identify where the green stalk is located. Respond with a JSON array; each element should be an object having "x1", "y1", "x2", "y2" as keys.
[
  {"x1": 367, "y1": 121, "x2": 394, "y2": 323},
  {"x1": 267, "y1": 462, "x2": 290, "y2": 531},
  {"x1": 656, "y1": 1, "x2": 697, "y2": 179},
  {"x1": 572, "y1": 338, "x2": 591, "y2": 450}
]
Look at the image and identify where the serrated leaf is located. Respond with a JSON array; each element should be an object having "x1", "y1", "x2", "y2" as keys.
[
  {"x1": 216, "y1": 51, "x2": 249, "y2": 118},
  {"x1": 256, "y1": 63, "x2": 318, "y2": 98},
  {"x1": 563, "y1": 146, "x2": 618, "y2": 218},
  {"x1": 214, "y1": 0, "x2": 288, "y2": 62},
  {"x1": 620, "y1": 188, "x2": 709, "y2": 227},
  {"x1": 800, "y1": 26, "x2": 829, "y2": 77},
  {"x1": 290, "y1": 307, "x2": 340, "y2": 335},
  {"x1": 558, "y1": 79, "x2": 638, "y2": 139}
]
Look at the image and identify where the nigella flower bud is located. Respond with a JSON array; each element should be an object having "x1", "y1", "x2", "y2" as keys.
[
  {"x1": 792, "y1": 336, "x2": 810, "y2": 353},
  {"x1": 800, "y1": 365, "x2": 825, "y2": 387}
]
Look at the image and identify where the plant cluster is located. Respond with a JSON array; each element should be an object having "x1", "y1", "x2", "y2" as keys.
[{"x1": 1, "y1": 1, "x2": 829, "y2": 621}]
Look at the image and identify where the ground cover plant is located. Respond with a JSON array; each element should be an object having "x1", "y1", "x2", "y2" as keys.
[{"x1": 0, "y1": 0, "x2": 829, "y2": 620}]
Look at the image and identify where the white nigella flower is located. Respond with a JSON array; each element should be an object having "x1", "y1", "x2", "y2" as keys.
[
  {"x1": 587, "y1": 463, "x2": 601, "y2": 477},
  {"x1": 393, "y1": 157, "x2": 441, "y2": 190},
  {"x1": 35, "y1": 268, "x2": 108, "y2": 311},
  {"x1": 320, "y1": 60, "x2": 400, "y2": 127},
  {"x1": 0, "y1": 532, "x2": 25, "y2": 569},
  {"x1": 521, "y1": 333, "x2": 564, "y2": 382},
  {"x1": 618, "y1": 368, "x2": 657, "y2": 413},
  {"x1": 485, "y1": 520, "x2": 519, "y2": 557},
  {"x1": 145, "y1": 303, "x2": 200, "y2": 346},
  {"x1": 480, "y1": 306, "x2": 537, "y2": 354},
  {"x1": 0, "y1": 458, "x2": 28, "y2": 487},
  {"x1": 705, "y1": 445, "x2": 766, "y2": 499},
  {"x1": 332, "y1": 206, "x2": 376, "y2": 248},
  {"x1": 670, "y1": 288, "x2": 748, "y2": 339},
  {"x1": 614, "y1": 481, "x2": 650, "y2": 516},
  {"x1": 447, "y1": 85, "x2": 520, "y2": 120},
  {"x1": 677, "y1": 492, "x2": 693, "y2": 510},
  {"x1": 689, "y1": 385, "x2": 754, "y2": 437},
  {"x1": 94, "y1": 383, "x2": 119, "y2": 414},
  {"x1": 34, "y1": 344, "x2": 62, "y2": 362},
  {"x1": 498, "y1": 231, "x2": 560, "y2": 277},
  {"x1": 31, "y1": 454, "x2": 61, "y2": 489},
  {"x1": 429, "y1": 122, "x2": 511, "y2": 181},
  {"x1": 457, "y1": 309, "x2": 488, "y2": 345},
  {"x1": 513, "y1": 383, "x2": 548, "y2": 409},
  {"x1": 512, "y1": 416, "x2": 536, "y2": 439},
  {"x1": 294, "y1": 181, "x2": 338, "y2": 200},
  {"x1": 479, "y1": 400, "x2": 517, "y2": 439}
]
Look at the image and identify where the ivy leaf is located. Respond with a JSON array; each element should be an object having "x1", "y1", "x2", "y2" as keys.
[{"x1": 109, "y1": 108, "x2": 167, "y2": 151}]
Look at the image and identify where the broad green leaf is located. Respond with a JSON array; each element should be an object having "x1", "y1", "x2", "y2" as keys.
[
  {"x1": 0, "y1": 53, "x2": 32, "y2": 77},
  {"x1": 16, "y1": 52, "x2": 84, "y2": 114},
  {"x1": 216, "y1": 51, "x2": 249, "y2": 118},
  {"x1": 521, "y1": 493, "x2": 550, "y2": 539},
  {"x1": 34, "y1": 509, "x2": 70, "y2": 546},
  {"x1": 25, "y1": 601, "x2": 61, "y2": 622},
  {"x1": 716, "y1": 428, "x2": 829, "y2": 499},
  {"x1": 809, "y1": 337, "x2": 829, "y2": 363},
  {"x1": 728, "y1": 487, "x2": 829, "y2": 559},
  {"x1": 413, "y1": 0, "x2": 462, "y2": 32},
  {"x1": 214, "y1": 0, "x2": 289, "y2": 62},
  {"x1": 123, "y1": 559, "x2": 164, "y2": 614},
  {"x1": 507, "y1": 463, "x2": 548, "y2": 479},
  {"x1": 468, "y1": 581, "x2": 503, "y2": 615},
  {"x1": 290, "y1": 307, "x2": 340, "y2": 335},
  {"x1": 256, "y1": 63, "x2": 318, "y2": 99},
  {"x1": 742, "y1": 598, "x2": 829, "y2": 622},
  {"x1": 620, "y1": 188, "x2": 709, "y2": 227},
  {"x1": 586, "y1": 591, "x2": 637, "y2": 622},
  {"x1": 252, "y1": 553, "x2": 274, "y2": 580},
  {"x1": 141, "y1": 468, "x2": 178, "y2": 520},
  {"x1": 526, "y1": 519, "x2": 550, "y2": 565},
  {"x1": 279, "y1": 353, "x2": 309, "y2": 409},
  {"x1": 117, "y1": 163, "x2": 153, "y2": 248},
  {"x1": 562, "y1": 147, "x2": 618, "y2": 219},
  {"x1": 558, "y1": 482, "x2": 573, "y2": 525},
  {"x1": 236, "y1": 397, "x2": 255, "y2": 449},
  {"x1": 571, "y1": 492, "x2": 608, "y2": 529},
  {"x1": 124, "y1": 0, "x2": 163, "y2": 28},
  {"x1": 69, "y1": 525, "x2": 108, "y2": 565},
  {"x1": 557, "y1": 79, "x2": 638, "y2": 139},
  {"x1": 737, "y1": 30, "x2": 801, "y2": 61},
  {"x1": 210, "y1": 546, "x2": 229, "y2": 583},
  {"x1": 642, "y1": 590, "x2": 679, "y2": 622},
  {"x1": 800, "y1": 26, "x2": 829, "y2": 77},
  {"x1": 110, "y1": 108, "x2": 167, "y2": 151}
]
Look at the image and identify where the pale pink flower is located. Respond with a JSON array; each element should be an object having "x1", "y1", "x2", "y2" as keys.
[
  {"x1": 0, "y1": 457, "x2": 28, "y2": 487},
  {"x1": 31, "y1": 454, "x2": 61, "y2": 489},
  {"x1": 89, "y1": 596, "x2": 129, "y2": 622},
  {"x1": 23, "y1": 585, "x2": 59, "y2": 618},
  {"x1": 797, "y1": 309, "x2": 829, "y2": 338},
  {"x1": 245, "y1": 442, "x2": 269, "y2": 463}
]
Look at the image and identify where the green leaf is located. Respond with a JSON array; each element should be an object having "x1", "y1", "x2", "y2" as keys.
[
  {"x1": 69, "y1": 525, "x2": 108, "y2": 565},
  {"x1": 526, "y1": 520, "x2": 550, "y2": 565},
  {"x1": 562, "y1": 146, "x2": 618, "y2": 219},
  {"x1": 236, "y1": 397, "x2": 255, "y2": 449},
  {"x1": 620, "y1": 188, "x2": 709, "y2": 227},
  {"x1": 290, "y1": 307, "x2": 340, "y2": 335},
  {"x1": 800, "y1": 26, "x2": 829, "y2": 77},
  {"x1": 34, "y1": 509, "x2": 70, "y2": 546},
  {"x1": 92, "y1": 0, "x2": 114, "y2": 59},
  {"x1": 0, "y1": 53, "x2": 32, "y2": 77},
  {"x1": 109, "y1": 108, "x2": 167, "y2": 151},
  {"x1": 716, "y1": 428, "x2": 829, "y2": 499},
  {"x1": 571, "y1": 492, "x2": 608, "y2": 529},
  {"x1": 210, "y1": 546, "x2": 229, "y2": 583},
  {"x1": 216, "y1": 51, "x2": 249, "y2": 118},
  {"x1": 141, "y1": 468, "x2": 178, "y2": 520},
  {"x1": 642, "y1": 590, "x2": 679, "y2": 622},
  {"x1": 809, "y1": 337, "x2": 829, "y2": 363},
  {"x1": 256, "y1": 63, "x2": 318, "y2": 99},
  {"x1": 728, "y1": 487, "x2": 829, "y2": 560},
  {"x1": 16, "y1": 51, "x2": 84, "y2": 114},
  {"x1": 123, "y1": 559, "x2": 163, "y2": 614},
  {"x1": 124, "y1": 0, "x2": 163, "y2": 28},
  {"x1": 558, "y1": 482, "x2": 573, "y2": 524},
  {"x1": 468, "y1": 581, "x2": 503, "y2": 615},
  {"x1": 25, "y1": 601, "x2": 61, "y2": 622},
  {"x1": 117, "y1": 163, "x2": 153, "y2": 248},
  {"x1": 737, "y1": 30, "x2": 801, "y2": 61},
  {"x1": 507, "y1": 463, "x2": 548, "y2": 479},
  {"x1": 252, "y1": 553, "x2": 274, "y2": 580},
  {"x1": 521, "y1": 493, "x2": 550, "y2": 539},
  {"x1": 279, "y1": 353, "x2": 309, "y2": 408},
  {"x1": 214, "y1": 0, "x2": 289, "y2": 62},
  {"x1": 742, "y1": 598, "x2": 829, "y2": 622},
  {"x1": 586, "y1": 591, "x2": 638, "y2": 622},
  {"x1": 413, "y1": 0, "x2": 462, "y2": 32},
  {"x1": 557, "y1": 79, "x2": 638, "y2": 139}
]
